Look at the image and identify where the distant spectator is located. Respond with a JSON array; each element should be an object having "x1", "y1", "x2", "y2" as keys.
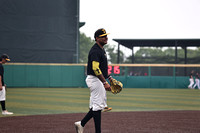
[{"x1": 129, "y1": 71, "x2": 134, "y2": 76}]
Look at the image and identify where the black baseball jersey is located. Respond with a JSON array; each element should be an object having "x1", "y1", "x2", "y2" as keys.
[
  {"x1": 0, "y1": 63, "x2": 4, "y2": 86},
  {"x1": 87, "y1": 43, "x2": 108, "y2": 78}
]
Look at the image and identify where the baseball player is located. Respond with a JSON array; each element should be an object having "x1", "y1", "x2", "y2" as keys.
[
  {"x1": 0, "y1": 54, "x2": 13, "y2": 115},
  {"x1": 193, "y1": 72, "x2": 200, "y2": 89},
  {"x1": 74, "y1": 28, "x2": 112, "y2": 133},
  {"x1": 188, "y1": 70, "x2": 194, "y2": 89}
]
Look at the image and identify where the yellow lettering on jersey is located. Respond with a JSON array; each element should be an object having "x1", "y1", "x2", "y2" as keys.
[{"x1": 92, "y1": 61, "x2": 102, "y2": 76}]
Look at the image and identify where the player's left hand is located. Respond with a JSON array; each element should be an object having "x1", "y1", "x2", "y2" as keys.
[{"x1": 110, "y1": 78, "x2": 123, "y2": 94}]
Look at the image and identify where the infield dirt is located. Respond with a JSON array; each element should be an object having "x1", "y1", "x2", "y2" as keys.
[{"x1": 0, "y1": 111, "x2": 200, "y2": 133}]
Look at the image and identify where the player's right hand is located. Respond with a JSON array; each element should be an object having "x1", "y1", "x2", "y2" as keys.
[{"x1": 104, "y1": 83, "x2": 111, "y2": 91}]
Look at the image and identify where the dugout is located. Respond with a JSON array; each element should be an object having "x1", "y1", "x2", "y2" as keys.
[{"x1": 113, "y1": 39, "x2": 200, "y2": 64}]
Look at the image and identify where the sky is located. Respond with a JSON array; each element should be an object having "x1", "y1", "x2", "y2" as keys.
[{"x1": 79, "y1": 0, "x2": 200, "y2": 56}]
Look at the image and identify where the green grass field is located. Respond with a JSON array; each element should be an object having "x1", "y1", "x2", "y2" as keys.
[{"x1": 1, "y1": 88, "x2": 200, "y2": 117}]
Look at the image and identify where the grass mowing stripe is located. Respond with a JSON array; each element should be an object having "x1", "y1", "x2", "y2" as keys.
[
  {"x1": 110, "y1": 89, "x2": 200, "y2": 100},
  {"x1": 107, "y1": 95, "x2": 200, "y2": 105},
  {"x1": 107, "y1": 93, "x2": 200, "y2": 104},
  {"x1": 8, "y1": 88, "x2": 90, "y2": 94},
  {"x1": 8, "y1": 101, "x2": 88, "y2": 112},
  {"x1": 7, "y1": 105, "x2": 88, "y2": 115},
  {"x1": 120, "y1": 89, "x2": 200, "y2": 98},
  {"x1": 8, "y1": 92, "x2": 90, "y2": 100},
  {"x1": 107, "y1": 101, "x2": 200, "y2": 110},
  {"x1": 108, "y1": 98, "x2": 200, "y2": 107},
  {"x1": 108, "y1": 94, "x2": 200, "y2": 102},
  {"x1": 120, "y1": 93, "x2": 200, "y2": 99},
  {"x1": 9, "y1": 96, "x2": 89, "y2": 105},
  {"x1": 9, "y1": 90, "x2": 89, "y2": 96},
  {"x1": 108, "y1": 100, "x2": 200, "y2": 109},
  {"x1": 6, "y1": 107, "x2": 87, "y2": 116}
]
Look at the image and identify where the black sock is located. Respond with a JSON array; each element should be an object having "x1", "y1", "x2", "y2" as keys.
[
  {"x1": 81, "y1": 108, "x2": 102, "y2": 133},
  {"x1": 81, "y1": 108, "x2": 93, "y2": 127},
  {"x1": 0, "y1": 101, "x2": 6, "y2": 111},
  {"x1": 93, "y1": 110, "x2": 101, "y2": 133}
]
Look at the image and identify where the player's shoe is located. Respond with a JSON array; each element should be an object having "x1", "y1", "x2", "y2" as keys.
[
  {"x1": 103, "y1": 107, "x2": 112, "y2": 112},
  {"x1": 2, "y1": 110, "x2": 13, "y2": 115},
  {"x1": 74, "y1": 121, "x2": 84, "y2": 133}
]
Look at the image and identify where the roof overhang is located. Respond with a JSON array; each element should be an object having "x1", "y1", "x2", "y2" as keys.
[{"x1": 113, "y1": 39, "x2": 200, "y2": 49}]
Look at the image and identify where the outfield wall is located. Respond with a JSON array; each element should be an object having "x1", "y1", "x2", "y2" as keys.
[
  {"x1": 4, "y1": 63, "x2": 86, "y2": 88},
  {"x1": 4, "y1": 63, "x2": 191, "y2": 88},
  {"x1": 115, "y1": 76, "x2": 189, "y2": 88}
]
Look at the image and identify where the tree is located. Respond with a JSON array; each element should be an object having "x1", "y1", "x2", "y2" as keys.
[
  {"x1": 104, "y1": 45, "x2": 125, "y2": 64},
  {"x1": 79, "y1": 32, "x2": 95, "y2": 63}
]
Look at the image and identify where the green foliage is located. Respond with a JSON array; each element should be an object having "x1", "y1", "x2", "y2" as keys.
[
  {"x1": 79, "y1": 32, "x2": 95, "y2": 63},
  {"x1": 104, "y1": 45, "x2": 125, "y2": 63},
  {"x1": 126, "y1": 47, "x2": 200, "y2": 64},
  {"x1": 135, "y1": 47, "x2": 165, "y2": 57}
]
